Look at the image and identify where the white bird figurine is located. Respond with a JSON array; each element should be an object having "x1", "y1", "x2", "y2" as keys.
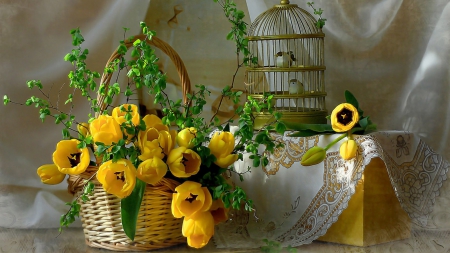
[
  {"x1": 275, "y1": 51, "x2": 296, "y2": 67},
  {"x1": 288, "y1": 79, "x2": 304, "y2": 94}
]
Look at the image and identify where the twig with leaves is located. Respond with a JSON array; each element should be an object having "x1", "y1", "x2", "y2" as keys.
[{"x1": 307, "y1": 2, "x2": 327, "y2": 29}]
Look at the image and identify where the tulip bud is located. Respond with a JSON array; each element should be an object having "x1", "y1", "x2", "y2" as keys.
[
  {"x1": 37, "y1": 164, "x2": 66, "y2": 185},
  {"x1": 339, "y1": 139, "x2": 357, "y2": 160},
  {"x1": 77, "y1": 122, "x2": 89, "y2": 137},
  {"x1": 301, "y1": 146, "x2": 326, "y2": 166},
  {"x1": 177, "y1": 127, "x2": 197, "y2": 148}
]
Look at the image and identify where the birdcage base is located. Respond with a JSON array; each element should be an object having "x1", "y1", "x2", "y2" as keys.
[{"x1": 253, "y1": 110, "x2": 327, "y2": 130}]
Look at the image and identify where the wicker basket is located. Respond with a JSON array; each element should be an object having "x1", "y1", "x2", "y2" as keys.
[{"x1": 67, "y1": 34, "x2": 191, "y2": 251}]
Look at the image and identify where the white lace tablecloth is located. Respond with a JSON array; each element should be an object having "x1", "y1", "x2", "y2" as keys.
[{"x1": 214, "y1": 131, "x2": 450, "y2": 248}]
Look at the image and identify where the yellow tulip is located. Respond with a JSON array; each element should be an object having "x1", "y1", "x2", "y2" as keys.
[
  {"x1": 330, "y1": 103, "x2": 359, "y2": 132},
  {"x1": 136, "y1": 157, "x2": 168, "y2": 185},
  {"x1": 77, "y1": 122, "x2": 90, "y2": 137},
  {"x1": 171, "y1": 181, "x2": 212, "y2": 218},
  {"x1": 37, "y1": 164, "x2": 66, "y2": 184},
  {"x1": 138, "y1": 127, "x2": 177, "y2": 161},
  {"x1": 210, "y1": 199, "x2": 228, "y2": 225},
  {"x1": 177, "y1": 127, "x2": 197, "y2": 148},
  {"x1": 52, "y1": 139, "x2": 90, "y2": 175},
  {"x1": 301, "y1": 146, "x2": 326, "y2": 166},
  {"x1": 167, "y1": 147, "x2": 201, "y2": 178},
  {"x1": 142, "y1": 114, "x2": 168, "y2": 131},
  {"x1": 182, "y1": 211, "x2": 215, "y2": 249},
  {"x1": 96, "y1": 159, "x2": 136, "y2": 199},
  {"x1": 208, "y1": 131, "x2": 238, "y2": 168},
  {"x1": 112, "y1": 104, "x2": 140, "y2": 126},
  {"x1": 340, "y1": 139, "x2": 357, "y2": 160},
  {"x1": 89, "y1": 115, "x2": 123, "y2": 146}
]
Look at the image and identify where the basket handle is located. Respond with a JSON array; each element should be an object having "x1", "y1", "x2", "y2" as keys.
[{"x1": 96, "y1": 34, "x2": 191, "y2": 116}]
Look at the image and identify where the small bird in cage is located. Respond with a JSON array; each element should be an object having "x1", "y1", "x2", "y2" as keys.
[
  {"x1": 275, "y1": 51, "x2": 296, "y2": 67},
  {"x1": 288, "y1": 79, "x2": 304, "y2": 94}
]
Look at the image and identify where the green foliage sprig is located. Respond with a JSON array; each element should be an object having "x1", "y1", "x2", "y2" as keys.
[
  {"x1": 307, "y1": 2, "x2": 327, "y2": 29},
  {"x1": 59, "y1": 180, "x2": 95, "y2": 234}
]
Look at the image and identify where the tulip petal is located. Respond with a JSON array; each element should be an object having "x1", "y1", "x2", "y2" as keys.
[
  {"x1": 182, "y1": 212, "x2": 215, "y2": 249},
  {"x1": 96, "y1": 159, "x2": 136, "y2": 199},
  {"x1": 171, "y1": 181, "x2": 213, "y2": 219},
  {"x1": 340, "y1": 139, "x2": 357, "y2": 160},
  {"x1": 137, "y1": 157, "x2": 167, "y2": 185},
  {"x1": 215, "y1": 154, "x2": 238, "y2": 168},
  {"x1": 52, "y1": 139, "x2": 90, "y2": 175},
  {"x1": 37, "y1": 164, "x2": 66, "y2": 184}
]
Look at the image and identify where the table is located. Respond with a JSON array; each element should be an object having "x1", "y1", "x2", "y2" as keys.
[{"x1": 214, "y1": 131, "x2": 450, "y2": 248}]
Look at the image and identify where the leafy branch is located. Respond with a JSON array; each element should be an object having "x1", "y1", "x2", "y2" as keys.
[
  {"x1": 307, "y1": 2, "x2": 327, "y2": 29},
  {"x1": 210, "y1": 0, "x2": 257, "y2": 124},
  {"x1": 59, "y1": 178, "x2": 95, "y2": 234}
]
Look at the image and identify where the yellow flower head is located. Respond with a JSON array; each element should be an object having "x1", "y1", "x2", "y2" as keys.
[
  {"x1": 37, "y1": 164, "x2": 66, "y2": 184},
  {"x1": 340, "y1": 139, "x2": 357, "y2": 160},
  {"x1": 208, "y1": 131, "x2": 238, "y2": 168},
  {"x1": 89, "y1": 115, "x2": 123, "y2": 146},
  {"x1": 209, "y1": 198, "x2": 228, "y2": 225},
  {"x1": 77, "y1": 122, "x2": 90, "y2": 137},
  {"x1": 171, "y1": 181, "x2": 212, "y2": 218},
  {"x1": 96, "y1": 159, "x2": 136, "y2": 199},
  {"x1": 138, "y1": 127, "x2": 177, "y2": 161},
  {"x1": 182, "y1": 211, "x2": 215, "y2": 249},
  {"x1": 136, "y1": 157, "x2": 167, "y2": 185},
  {"x1": 167, "y1": 147, "x2": 201, "y2": 178},
  {"x1": 52, "y1": 139, "x2": 90, "y2": 175},
  {"x1": 331, "y1": 103, "x2": 359, "y2": 132},
  {"x1": 112, "y1": 104, "x2": 140, "y2": 126},
  {"x1": 301, "y1": 146, "x2": 326, "y2": 166},
  {"x1": 177, "y1": 127, "x2": 197, "y2": 148},
  {"x1": 142, "y1": 114, "x2": 168, "y2": 132}
]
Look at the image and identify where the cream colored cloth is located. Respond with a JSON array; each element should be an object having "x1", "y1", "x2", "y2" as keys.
[{"x1": 214, "y1": 131, "x2": 450, "y2": 248}]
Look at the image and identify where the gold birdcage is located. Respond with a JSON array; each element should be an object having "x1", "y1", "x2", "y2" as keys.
[{"x1": 246, "y1": 0, "x2": 327, "y2": 129}]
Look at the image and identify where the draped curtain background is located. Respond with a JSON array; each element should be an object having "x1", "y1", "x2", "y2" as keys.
[{"x1": 0, "y1": 0, "x2": 448, "y2": 232}]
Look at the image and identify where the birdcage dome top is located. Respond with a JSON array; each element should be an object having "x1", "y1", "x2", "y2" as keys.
[{"x1": 247, "y1": 1, "x2": 322, "y2": 38}]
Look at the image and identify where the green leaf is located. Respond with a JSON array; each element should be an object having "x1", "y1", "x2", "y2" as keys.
[
  {"x1": 132, "y1": 39, "x2": 142, "y2": 47},
  {"x1": 252, "y1": 156, "x2": 260, "y2": 167},
  {"x1": 3, "y1": 95, "x2": 10, "y2": 105},
  {"x1": 95, "y1": 143, "x2": 107, "y2": 154},
  {"x1": 62, "y1": 128, "x2": 70, "y2": 139},
  {"x1": 288, "y1": 129, "x2": 330, "y2": 137},
  {"x1": 282, "y1": 121, "x2": 333, "y2": 132},
  {"x1": 344, "y1": 90, "x2": 358, "y2": 107},
  {"x1": 121, "y1": 179, "x2": 146, "y2": 241},
  {"x1": 226, "y1": 31, "x2": 234, "y2": 40},
  {"x1": 359, "y1": 116, "x2": 369, "y2": 129},
  {"x1": 364, "y1": 124, "x2": 377, "y2": 134},
  {"x1": 344, "y1": 90, "x2": 364, "y2": 116},
  {"x1": 275, "y1": 122, "x2": 286, "y2": 134}
]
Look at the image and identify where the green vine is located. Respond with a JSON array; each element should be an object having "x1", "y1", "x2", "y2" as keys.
[{"x1": 307, "y1": 2, "x2": 327, "y2": 29}]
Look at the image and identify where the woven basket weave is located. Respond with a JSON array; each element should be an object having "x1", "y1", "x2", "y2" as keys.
[{"x1": 67, "y1": 34, "x2": 191, "y2": 251}]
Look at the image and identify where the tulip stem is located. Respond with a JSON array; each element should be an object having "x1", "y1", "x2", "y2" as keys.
[
  {"x1": 324, "y1": 132, "x2": 348, "y2": 151},
  {"x1": 347, "y1": 131, "x2": 353, "y2": 140}
]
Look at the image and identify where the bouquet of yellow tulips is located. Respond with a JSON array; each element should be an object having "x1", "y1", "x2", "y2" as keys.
[{"x1": 4, "y1": 19, "x2": 286, "y2": 250}]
